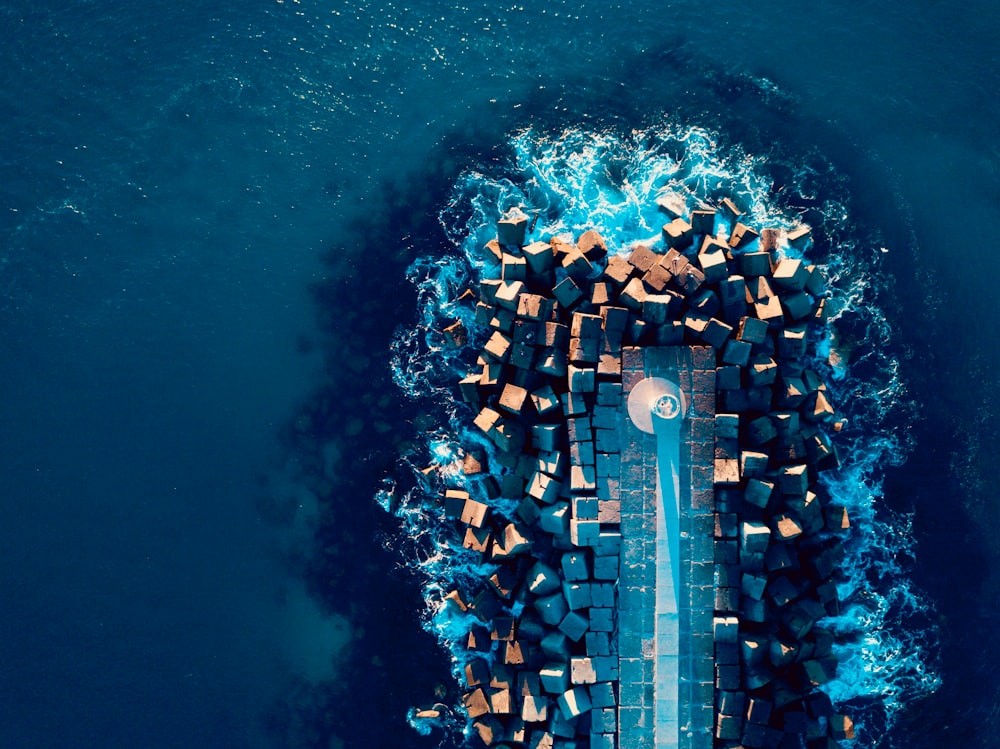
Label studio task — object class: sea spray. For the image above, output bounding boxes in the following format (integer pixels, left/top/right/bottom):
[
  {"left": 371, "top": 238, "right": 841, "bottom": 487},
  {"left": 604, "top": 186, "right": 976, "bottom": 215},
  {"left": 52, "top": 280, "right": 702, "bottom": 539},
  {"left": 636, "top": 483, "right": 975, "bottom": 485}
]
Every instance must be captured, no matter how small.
[{"left": 385, "top": 120, "right": 939, "bottom": 746}]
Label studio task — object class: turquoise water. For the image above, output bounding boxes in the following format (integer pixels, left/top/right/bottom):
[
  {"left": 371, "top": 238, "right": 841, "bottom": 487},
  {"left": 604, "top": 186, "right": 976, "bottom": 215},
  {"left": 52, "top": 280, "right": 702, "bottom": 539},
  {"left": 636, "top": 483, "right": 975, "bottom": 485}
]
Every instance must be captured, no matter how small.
[{"left": 2, "top": 1, "right": 999, "bottom": 747}]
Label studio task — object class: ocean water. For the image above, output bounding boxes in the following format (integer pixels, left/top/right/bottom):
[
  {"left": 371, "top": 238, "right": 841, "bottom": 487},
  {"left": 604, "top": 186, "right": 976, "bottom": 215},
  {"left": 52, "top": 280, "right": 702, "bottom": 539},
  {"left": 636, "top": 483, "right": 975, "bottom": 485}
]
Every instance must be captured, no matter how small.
[{"left": 2, "top": 1, "right": 999, "bottom": 748}]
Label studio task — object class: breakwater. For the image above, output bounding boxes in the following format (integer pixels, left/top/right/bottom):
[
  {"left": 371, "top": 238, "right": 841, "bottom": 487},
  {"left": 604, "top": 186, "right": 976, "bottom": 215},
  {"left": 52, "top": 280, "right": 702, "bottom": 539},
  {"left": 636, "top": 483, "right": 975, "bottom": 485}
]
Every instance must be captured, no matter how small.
[{"left": 410, "top": 191, "right": 857, "bottom": 749}]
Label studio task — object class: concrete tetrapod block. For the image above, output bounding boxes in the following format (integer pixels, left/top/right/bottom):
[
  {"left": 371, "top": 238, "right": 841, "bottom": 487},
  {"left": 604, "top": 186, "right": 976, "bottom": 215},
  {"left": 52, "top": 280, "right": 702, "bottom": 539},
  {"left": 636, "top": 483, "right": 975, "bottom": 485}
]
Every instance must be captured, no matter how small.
[
  {"left": 527, "top": 561, "right": 562, "bottom": 596},
  {"left": 561, "top": 551, "right": 590, "bottom": 581},
  {"left": 540, "top": 631, "right": 571, "bottom": 660},
  {"left": 559, "top": 610, "right": 590, "bottom": 642},
  {"left": 663, "top": 218, "right": 694, "bottom": 249},
  {"left": 535, "top": 592, "right": 569, "bottom": 626},
  {"left": 540, "top": 663, "right": 570, "bottom": 695},
  {"left": 562, "top": 582, "right": 592, "bottom": 610},
  {"left": 463, "top": 688, "right": 491, "bottom": 718},
  {"left": 497, "top": 209, "right": 528, "bottom": 247},
  {"left": 714, "top": 616, "right": 740, "bottom": 644},
  {"left": 741, "top": 521, "right": 771, "bottom": 554},
  {"left": 557, "top": 686, "right": 592, "bottom": 720},
  {"left": 570, "top": 657, "right": 598, "bottom": 685},
  {"left": 538, "top": 502, "right": 570, "bottom": 535}
]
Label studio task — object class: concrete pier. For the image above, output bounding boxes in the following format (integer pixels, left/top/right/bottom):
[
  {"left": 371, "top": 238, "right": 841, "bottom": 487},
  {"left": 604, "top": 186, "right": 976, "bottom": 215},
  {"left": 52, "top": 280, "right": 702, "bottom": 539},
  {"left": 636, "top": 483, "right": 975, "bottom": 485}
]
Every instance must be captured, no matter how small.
[{"left": 618, "top": 347, "right": 715, "bottom": 749}]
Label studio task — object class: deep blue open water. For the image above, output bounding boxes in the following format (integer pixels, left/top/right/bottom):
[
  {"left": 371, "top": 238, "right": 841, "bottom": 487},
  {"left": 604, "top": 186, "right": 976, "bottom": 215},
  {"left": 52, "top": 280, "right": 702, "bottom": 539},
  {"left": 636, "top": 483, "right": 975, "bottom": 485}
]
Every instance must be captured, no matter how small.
[{"left": 2, "top": 1, "right": 999, "bottom": 748}]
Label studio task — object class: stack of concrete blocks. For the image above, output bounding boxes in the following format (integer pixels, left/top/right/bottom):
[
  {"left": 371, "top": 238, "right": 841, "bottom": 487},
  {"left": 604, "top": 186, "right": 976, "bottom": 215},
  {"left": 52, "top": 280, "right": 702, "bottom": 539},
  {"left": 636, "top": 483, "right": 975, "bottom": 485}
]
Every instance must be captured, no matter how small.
[{"left": 435, "top": 200, "right": 852, "bottom": 749}]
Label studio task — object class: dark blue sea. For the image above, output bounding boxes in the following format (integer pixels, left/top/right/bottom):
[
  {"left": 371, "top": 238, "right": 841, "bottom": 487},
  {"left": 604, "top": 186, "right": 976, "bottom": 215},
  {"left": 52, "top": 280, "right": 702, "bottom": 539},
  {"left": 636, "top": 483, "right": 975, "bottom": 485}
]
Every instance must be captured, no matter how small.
[{"left": 2, "top": 1, "right": 998, "bottom": 747}]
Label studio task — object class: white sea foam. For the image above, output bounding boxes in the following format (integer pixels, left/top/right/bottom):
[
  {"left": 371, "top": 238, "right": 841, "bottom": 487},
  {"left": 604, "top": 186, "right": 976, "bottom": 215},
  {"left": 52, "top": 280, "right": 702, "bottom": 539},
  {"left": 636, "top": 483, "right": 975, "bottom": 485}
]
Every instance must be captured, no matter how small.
[{"left": 386, "top": 120, "right": 940, "bottom": 746}]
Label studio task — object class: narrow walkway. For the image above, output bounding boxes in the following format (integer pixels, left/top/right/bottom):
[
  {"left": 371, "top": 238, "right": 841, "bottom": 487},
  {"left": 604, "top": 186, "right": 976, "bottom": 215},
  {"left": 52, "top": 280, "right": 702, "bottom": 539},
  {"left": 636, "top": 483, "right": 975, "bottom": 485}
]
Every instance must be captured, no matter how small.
[{"left": 618, "top": 347, "right": 716, "bottom": 749}]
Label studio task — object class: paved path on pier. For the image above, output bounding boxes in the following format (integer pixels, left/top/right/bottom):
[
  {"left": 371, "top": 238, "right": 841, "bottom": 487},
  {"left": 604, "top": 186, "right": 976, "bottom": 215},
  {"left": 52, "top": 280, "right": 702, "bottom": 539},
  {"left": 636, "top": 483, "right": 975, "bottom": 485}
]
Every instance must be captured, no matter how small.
[{"left": 618, "top": 346, "right": 716, "bottom": 749}]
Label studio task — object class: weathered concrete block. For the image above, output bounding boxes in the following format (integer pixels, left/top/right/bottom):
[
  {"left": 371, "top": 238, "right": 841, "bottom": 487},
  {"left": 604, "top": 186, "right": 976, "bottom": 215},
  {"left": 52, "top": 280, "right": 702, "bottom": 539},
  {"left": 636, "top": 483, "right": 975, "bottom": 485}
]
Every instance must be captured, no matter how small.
[
  {"left": 589, "top": 607, "right": 614, "bottom": 632},
  {"left": 675, "top": 264, "right": 706, "bottom": 294},
  {"left": 806, "top": 390, "right": 836, "bottom": 422},
  {"left": 497, "top": 208, "right": 529, "bottom": 246},
  {"left": 691, "top": 208, "right": 717, "bottom": 235},
  {"left": 521, "top": 240, "right": 554, "bottom": 273},
  {"left": 528, "top": 471, "right": 561, "bottom": 504},
  {"left": 588, "top": 682, "right": 616, "bottom": 710},
  {"left": 535, "top": 592, "right": 569, "bottom": 626},
  {"left": 728, "top": 222, "right": 758, "bottom": 249},
  {"left": 773, "top": 513, "right": 804, "bottom": 541},
  {"left": 772, "top": 257, "right": 809, "bottom": 290},
  {"left": 627, "top": 244, "right": 661, "bottom": 272},
  {"left": 539, "top": 663, "right": 570, "bottom": 695},
  {"left": 641, "top": 263, "right": 672, "bottom": 292},
  {"left": 539, "top": 632, "right": 571, "bottom": 662},
  {"left": 539, "top": 502, "right": 571, "bottom": 535},
  {"left": 716, "top": 365, "right": 742, "bottom": 390},
  {"left": 481, "top": 238, "right": 503, "bottom": 264},
  {"left": 745, "top": 696, "right": 772, "bottom": 725},
  {"left": 593, "top": 554, "right": 618, "bottom": 580},
  {"left": 641, "top": 294, "right": 675, "bottom": 324},
  {"left": 460, "top": 498, "right": 489, "bottom": 528},
  {"left": 559, "top": 611, "right": 590, "bottom": 642},
  {"left": 557, "top": 686, "right": 592, "bottom": 720},
  {"left": 586, "top": 630, "right": 611, "bottom": 656},
  {"left": 741, "top": 521, "right": 771, "bottom": 554},
  {"left": 577, "top": 229, "right": 607, "bottom": 259},
  {"left": 782, "top": 290, "right": 814, "bottom": 321},
  {"left": 562, "top": 582, "right": 592, "bottom": 610},
  {"left": 721, "top": 197, "right": 743, "bottom": 220},
  {"left": 716, "top": 412, "right": 739, "bottom": 439},
  {"left": 753, "top": 294, "right": 784, "bottom": 325},
  {"left": 463, "top": 687, "right": 491, "bottom": 718},
  {"left": 740, "top": 450, "right": 769, "bottom": 477},
  {"left": 570, "top": 519, "right": 600, "bottom": 547},
  {"left": 527, "top": 561, "right": 562, "bottom": 596},
  {"left": 570, "top": 464, "right": 597, "bottom": 494},
  {"left": 740, "top": 251, "right": 771, "bottom": 277},
  {"left": 495, "top": 280, "right": 525, "bottom": 311},
  {"left": 741, "top": 573, "right": 768, "bottom": 601},
  {"left": 602, "top": 254, "right": 634, "bottom": 288},
  {"left": 494, "top": 521, "right": 533, "bottom": 558},
  {"left": 737, "top": 315, "right": 770, "bottom": 344},
  {"left": 561, "top": 551, "right": 590, "bottom": 581},
  {"left": 778, "top": 324, "right": 808, "bottom": 358},
  {"left": 701, "top": 317, "right": 734, "bottom": 348},
  {"left": 747, "top": 415, "right": 778, "bottom": 445},
  {"left": 567, "top": 364, "right": 596, "bottom": 393},
  {"left": 561, "top": 248, "right": 593, "bottom": 281},
  {"left": 502, "top": 253, "right": 528, "bottom": 282},
  {"left": 594, "top": 531, "right": 621, "bottom": 557},
  {"left": 662, "top": 218, "right": 694, "bottom": 249},
  {"left": 619, "top": 277, "right": 648, "bottom": 311},
  {"left": 699, "top": 248, "right": 729, "bottom": 283},
  {"left": 482, "top": 331, "right": 512, "bottom": 362},
  {"left": 744, "top": 477, "right": 774, "bottom": 508},
  {"left": 570, "top": 656, "right": 598, "bottom": 686},
  {"left": 520, "top": 693, "right": 549, "bottom": 723},
  {"left": 714, "top": 616, "right": 739, "bottom": 644},
  {"left": 690, "top": 287, "right": 721, "bottom": 318},
  {"left": 721, "top": 338, "right": 752, "bottom": 366},
  {"left": 552, "top": 276, "right": 583, "bottom": 309},
  {"left": 498, "top": 382, "right": 529, "bottom": 415},
  {"left": 531, "top": 424, "right": 561, "bottom": 453},
  {"left": 715, "top": 459, "right": 740, "bottom": 485},
  {"left": 786, "top": 225, "right": 812, "bottom": 249},
  {"left": 778, "top": 463, "right": 809, "bottom": 495}
]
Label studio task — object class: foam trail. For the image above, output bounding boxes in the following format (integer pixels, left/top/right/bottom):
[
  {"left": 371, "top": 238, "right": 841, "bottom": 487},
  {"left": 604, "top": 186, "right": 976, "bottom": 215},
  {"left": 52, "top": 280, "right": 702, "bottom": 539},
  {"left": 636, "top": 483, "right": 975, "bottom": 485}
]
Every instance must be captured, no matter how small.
[{"left": 387, "top": 120, "right": 939, "bottom": 746}]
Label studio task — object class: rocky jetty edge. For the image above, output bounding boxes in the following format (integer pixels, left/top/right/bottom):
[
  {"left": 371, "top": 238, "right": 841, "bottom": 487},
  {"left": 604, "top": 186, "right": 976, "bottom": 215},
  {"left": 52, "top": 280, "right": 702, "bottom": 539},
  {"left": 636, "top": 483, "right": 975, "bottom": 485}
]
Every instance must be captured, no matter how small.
[{"left": 413, "top": 195, "right": 856, "bottom": 749}]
